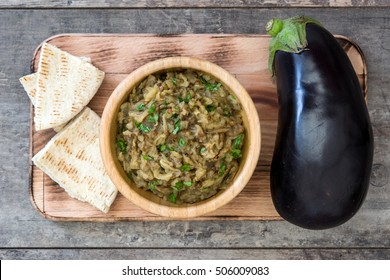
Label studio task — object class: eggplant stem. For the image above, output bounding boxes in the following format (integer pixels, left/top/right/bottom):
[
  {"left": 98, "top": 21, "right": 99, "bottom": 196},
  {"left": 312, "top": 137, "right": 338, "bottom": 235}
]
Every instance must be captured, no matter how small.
[{"left": 266, "top": 15, "right": 321, "bottom": 76}]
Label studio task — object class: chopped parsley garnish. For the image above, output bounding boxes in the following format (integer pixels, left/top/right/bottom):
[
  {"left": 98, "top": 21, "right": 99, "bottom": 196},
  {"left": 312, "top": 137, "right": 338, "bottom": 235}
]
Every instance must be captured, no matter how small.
[
  {"left": 232, "top": 134, "right": 244, "bottom": 149},
  {"left": 219, "top": 161, "right": 227, "bottom": 176},
  {"left": 142, "top": 155, "right": 153, "bottom": 161},
  {"left": 200, "top": 76, "right": 222, "bottom": 92},
  {"left": 183, "top": 181, "right": 193, "bottom": 187},
  {"left": 172, "top": 77, "right": 177, "bottom": 86},
  {"left": 136, "top": 103, "right": 145, "bottom": 111},
  {"left": 200, "top": 147, "right": 207, "bottom": 154},
  {"left": 231, "top": 135, "right": 244, "bottom": 159},
  {"left": 172, "top": 181, "right": 183, "bottom": 191},
  {"left": 159, "top": 144, "right": 168, "bottom": 152},
  {"left": 205, "top": 105, "right": 216, "bottom": 112},
  {"left": 223, "top": 108, "right": 232, "bottom": 117},
  {"left": 159, "top": 144, "right": 175, "bottom": 152},
  {"left": 180, "top": 164, "right": 192, "bottom": 172},
  {"left": 178, "top": 93, "right": 191, "bottom": 103},
  {"left": 172, "top": 116, "right": 181, "bottom": 135},
  {"left": 178, "top": 137, "right": 186, "bottom": 147},
  {"left": 148, "top": 103, "right": 156, "bottom": 114},
  {"left": 149, "top": 180, "right": 160, "bottom": 190},
  {"left": 117, "top": 138, "right": 127, "bottom": 153},
  {"left": 147, "top": 112, "right": 159, "bottom": 123},
  {"left": 231, "top": 149, "right": 242, "bottom": 159},
  {"left": 173, "top": 124, "right": 180, "bottom": 135},
  {"left": 168, "top": 193, "right": 177, "bottom": 203},
  {"left": 172, "top": 181, "right": 192, "bottom": 191},
  {"left": 135, "top": 121, "right": 152, "bottom": 133}
]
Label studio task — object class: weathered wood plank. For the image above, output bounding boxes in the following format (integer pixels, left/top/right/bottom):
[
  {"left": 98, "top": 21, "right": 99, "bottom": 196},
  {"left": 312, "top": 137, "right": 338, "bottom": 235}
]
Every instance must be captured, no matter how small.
[
  {"left": 1, "top": 0, "right": 390, "bottom": 8},
  {"left": 1, "top": 248, "right": 390, "bottom": 260},
  {"left": 1, "top": 8, "right": 389, "bottom": 250},
  {"left": 28, "top": 34, "right": 364, "bottom": 221}
]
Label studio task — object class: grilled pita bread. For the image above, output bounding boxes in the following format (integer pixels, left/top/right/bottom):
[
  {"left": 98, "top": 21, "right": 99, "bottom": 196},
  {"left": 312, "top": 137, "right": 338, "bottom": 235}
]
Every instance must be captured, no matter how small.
[
  {"left": 20, "top": 57, "right": 92, "bottom": 132},
  {"left": 19, "top": 57, "right": 91, "bottom": 106},
  {"left": 20, "top": 73, "right": 66, "bottom": 132},
  {"left": 34, "top": 43, "right": 105, "bottom": 131},
  {"left": 32, "top": 107, "right": 117, "bottom": 213},
  {"left": 19, "top": 73, "right": 38, "bottom": 106}
]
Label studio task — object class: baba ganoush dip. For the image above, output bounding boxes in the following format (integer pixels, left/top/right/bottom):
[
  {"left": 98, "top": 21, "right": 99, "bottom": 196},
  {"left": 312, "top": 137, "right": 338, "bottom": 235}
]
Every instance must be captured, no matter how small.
[{"left": 116, "top": 70, "right": 245, "bottom": 204}]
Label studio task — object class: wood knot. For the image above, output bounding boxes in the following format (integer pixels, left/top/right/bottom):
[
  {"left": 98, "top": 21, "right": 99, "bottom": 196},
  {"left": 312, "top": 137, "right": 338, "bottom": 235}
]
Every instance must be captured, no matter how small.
[{"left": 370, "top": 163, "right": 389, "bottom": 188}]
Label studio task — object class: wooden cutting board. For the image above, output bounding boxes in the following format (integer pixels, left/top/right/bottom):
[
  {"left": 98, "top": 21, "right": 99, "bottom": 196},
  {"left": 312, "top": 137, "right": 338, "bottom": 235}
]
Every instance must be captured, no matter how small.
[{"left": 29, "top": 34, "right": 367, "bottom": 221}]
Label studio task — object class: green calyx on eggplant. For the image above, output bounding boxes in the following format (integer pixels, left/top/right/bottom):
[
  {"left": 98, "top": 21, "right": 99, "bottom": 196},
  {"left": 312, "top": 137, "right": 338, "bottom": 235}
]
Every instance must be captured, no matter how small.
[{"left": 266, "top": 16, "right": 374, "bottom": 229}]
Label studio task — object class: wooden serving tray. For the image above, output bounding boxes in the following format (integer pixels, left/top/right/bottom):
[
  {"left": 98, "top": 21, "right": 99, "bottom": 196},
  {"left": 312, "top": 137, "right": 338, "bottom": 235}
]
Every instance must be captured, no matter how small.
[{"left": 29, "top": 34, "right": 367, "bottom": 221}]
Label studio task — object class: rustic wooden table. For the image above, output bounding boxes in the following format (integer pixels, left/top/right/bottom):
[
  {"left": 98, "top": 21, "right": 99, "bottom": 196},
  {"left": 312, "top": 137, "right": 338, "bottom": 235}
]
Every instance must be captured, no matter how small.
[{"left": 0, "top": 1, "right": 389, "bottom": 259}]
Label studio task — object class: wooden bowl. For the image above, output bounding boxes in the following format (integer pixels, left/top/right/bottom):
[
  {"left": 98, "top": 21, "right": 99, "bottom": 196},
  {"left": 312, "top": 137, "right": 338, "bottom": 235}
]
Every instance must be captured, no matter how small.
[{"left": 100, "top": 57, "right": 261, "bottom": 218}]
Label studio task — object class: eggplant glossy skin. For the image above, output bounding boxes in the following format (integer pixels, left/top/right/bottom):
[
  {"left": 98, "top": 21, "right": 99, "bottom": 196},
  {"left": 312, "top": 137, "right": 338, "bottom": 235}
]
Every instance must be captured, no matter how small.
[{"left": 271, "top": 24, "right": 374, "bottom": 229}]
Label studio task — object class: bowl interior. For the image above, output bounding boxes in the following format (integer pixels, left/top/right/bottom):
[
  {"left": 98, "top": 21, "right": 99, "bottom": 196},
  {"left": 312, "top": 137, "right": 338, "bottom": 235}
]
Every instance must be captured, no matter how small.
[{"left": 100, "top": 57, "right": 261, "bottom": 218}]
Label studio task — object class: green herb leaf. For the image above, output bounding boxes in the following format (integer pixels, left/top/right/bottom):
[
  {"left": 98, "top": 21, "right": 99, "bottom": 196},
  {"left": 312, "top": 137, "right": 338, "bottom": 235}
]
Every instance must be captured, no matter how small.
[
  {"left": 149, "top": 180, "right": 160, "bottom": 190},
  {"left": 200, "top": 76, "right": 222, "bottom": 92},
  {"left": 117, "top": 138, "right": 127, "bottom": 153},
  {"left": 183, "top": 181, "right": 193, "bottom": 187},
  {"left": 135, "top": 121, "right": 152, "bottom": 133},
  {"left": 184, "top": 94, "right": 191, "bottom": 103},
  {"left": 173, "top": 125, "right": 180, "bottom": 135},
  {"left": 172, "top": 77, "right": 177, "bottom": 86},
  {"left": 180, "top": 164, "right": 192, "bottom": 172},
  {"left": 168, "top": 193, "right": 177, "bottom": 203},
  {"left": 231, "top": 149, "right": 242, "bottom": 159},
  {"left": 159, "top": 144, "right": 175, "bottom": 152},
  {"left": 172, "top": 119, "right": 181, "bottom": 135},
  {"left": 211, "top": 83, "right": 222, "bottom": 91},
  {"left": 136, "top": 103, "right": 145, "bottom": 111},
  {"left": 159, "top": 144, "right": 167, "bottom": 152},
  {"left": 232, "top": 134, "right": 244, "bottom": 149},
  {"left": 205, "top": 105, "right": 216, "bottom": 112},
  {"left": 179, "top": 93, "right": 191, "bottom": 103},
  {"left": 148, "top": 103, "right": 156, "bottom": 114},
  {"left": 147, "top": 112, "right": 159, "bottom": 123},
  {"left": 172, "top": 181, "right": 183, "bottom": 191},
  {"left": 178, "top": 137, "right": 186, "bottom": 147},
  {"left": 219, "top": 161, "right": 227, "bottom": 176},
  {"left": 200, "top": 147, "right": 207, "bottom": 154},
  {"left": 142, "top": 155, "right": 153, "bottom": 161},
  {"left": 223, "top": 108, "right": 232, "bottom": 117}
]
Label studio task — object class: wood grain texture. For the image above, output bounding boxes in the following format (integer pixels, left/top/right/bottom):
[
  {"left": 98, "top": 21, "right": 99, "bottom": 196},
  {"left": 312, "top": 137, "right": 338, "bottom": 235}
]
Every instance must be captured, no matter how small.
[
  {"left": 1, "top": 8, "right": 390, "bottom": 252},
  {"left": 29, "top": 34, "right": 366, "bottom": 221},
  {"left": 1, "top": 0, "right": 390, "bottom": 8},
  {"left": 1, "top": 248, "right": 390, "bottom": 260}
]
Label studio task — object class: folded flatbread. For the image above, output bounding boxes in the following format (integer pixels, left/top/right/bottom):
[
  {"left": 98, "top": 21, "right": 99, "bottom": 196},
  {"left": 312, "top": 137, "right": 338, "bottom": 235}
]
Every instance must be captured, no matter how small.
[
  {"left": 34, "top": 43, "right": 104, "bottom": 131},
  {"left": 19, "top": 73, "right": 38, "bottom": 106},
  {"left": 19, "top": 57, "right": 92, "bottom": 132},
  {"left": 32, "top": 107, "right": 117, "bottom": 213},
  {"left": 20, "top": 73, "right": 66, "bottom": 132},
  {"left": 19, "top": 57, "right": 91, "bottom": 106}
]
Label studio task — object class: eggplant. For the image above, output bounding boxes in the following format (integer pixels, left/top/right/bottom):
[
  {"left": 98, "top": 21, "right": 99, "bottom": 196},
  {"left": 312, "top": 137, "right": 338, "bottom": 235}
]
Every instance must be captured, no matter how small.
[{"left": 266, "top": 16, "right": 374, "bottom": 229}]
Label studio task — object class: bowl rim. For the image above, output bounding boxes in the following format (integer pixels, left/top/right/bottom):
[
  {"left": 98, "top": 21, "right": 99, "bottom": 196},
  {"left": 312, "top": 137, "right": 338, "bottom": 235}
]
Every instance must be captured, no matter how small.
[{"left": 100, "top": 56, "right": 261, "bottom": 218}]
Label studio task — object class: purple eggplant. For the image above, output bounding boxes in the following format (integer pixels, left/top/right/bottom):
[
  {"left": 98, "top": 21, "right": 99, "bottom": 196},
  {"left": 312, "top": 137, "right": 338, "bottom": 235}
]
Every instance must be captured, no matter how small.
[{"left": 266, "top": 16, "right": 373, "bottom": 229}]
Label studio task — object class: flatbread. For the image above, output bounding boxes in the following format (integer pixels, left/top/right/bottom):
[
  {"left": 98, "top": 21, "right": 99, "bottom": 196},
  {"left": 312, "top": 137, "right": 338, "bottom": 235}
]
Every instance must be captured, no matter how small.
[
  {"left": 20, "top": 73, "right": 65, "bottom": 131},
  {"left": 34, "top": 43, "right": 105, "bottom": 131},
  {"left": 32, "top": 107, "right": 117, "bottom": 213},
  {"left": 19, "top": 57, "right": 92, "bottom": 106},
  {"left": 19, "top": 57, "right": 92, "bottom": 132},
  {"left": 19, "top": 73, "right": 38, "bottom": 106}
]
